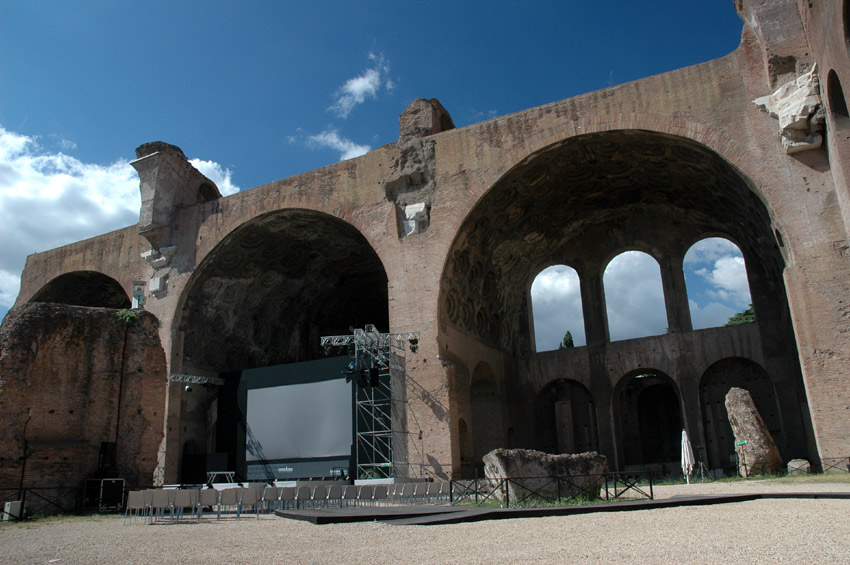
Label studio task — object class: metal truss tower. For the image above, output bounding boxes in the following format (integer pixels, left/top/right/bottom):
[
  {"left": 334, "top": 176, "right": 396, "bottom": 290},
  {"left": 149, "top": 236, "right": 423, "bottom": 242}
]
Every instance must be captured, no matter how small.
[{"left": 320, "top": 325, "right": 418, "bottom": 479}]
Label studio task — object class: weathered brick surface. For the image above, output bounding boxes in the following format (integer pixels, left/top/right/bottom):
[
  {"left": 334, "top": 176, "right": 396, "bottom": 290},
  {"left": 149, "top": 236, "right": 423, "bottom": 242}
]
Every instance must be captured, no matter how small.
[
  {"left": 0, "top": 304, "right": 166, "bottom": 489},
  {"left": 4, "top": 0, "right": 850, "bottom": 480}
]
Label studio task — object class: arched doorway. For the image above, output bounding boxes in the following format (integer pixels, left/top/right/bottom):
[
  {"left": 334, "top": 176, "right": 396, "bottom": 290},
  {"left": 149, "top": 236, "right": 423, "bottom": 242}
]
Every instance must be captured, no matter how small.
[
  {"left": 700, "top": 358, "right": 781, "bottom": 471},
  {"left": 617, "top": 371, "right": 682, "bottom": 469},
  {"left": 534, "top": 379, "right": 598, "bottom": 454},
  {"left": 30, "top": 271, "right": 130, "bottom": 309}
]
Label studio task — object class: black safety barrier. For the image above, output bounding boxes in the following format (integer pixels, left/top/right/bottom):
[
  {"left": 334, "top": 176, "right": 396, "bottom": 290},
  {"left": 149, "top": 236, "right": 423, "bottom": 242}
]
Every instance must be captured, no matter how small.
[{"left": 449, "top": 470, "right": 653, "bottom": 508}]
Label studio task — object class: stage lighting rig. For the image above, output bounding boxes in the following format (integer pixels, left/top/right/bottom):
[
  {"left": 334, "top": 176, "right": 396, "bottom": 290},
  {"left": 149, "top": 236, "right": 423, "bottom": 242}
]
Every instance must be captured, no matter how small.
[{"left": 320, "top": 324, "right": 419, "bottom": 480}]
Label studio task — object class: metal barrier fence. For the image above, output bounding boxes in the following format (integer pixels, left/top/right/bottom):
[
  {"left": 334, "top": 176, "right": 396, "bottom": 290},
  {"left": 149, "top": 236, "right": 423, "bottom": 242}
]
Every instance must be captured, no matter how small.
[
  {"left": 818, "top": 457, "right": 850, "bottom": 473},
  {"left": 730, "top": 456, "right": 850, "bottom": 477},
  {"left": 0, "top": 486, "right": 81, "bottom": 521},
  {"left": 449, "top": 471, "right": 653, "bottom": 508}
]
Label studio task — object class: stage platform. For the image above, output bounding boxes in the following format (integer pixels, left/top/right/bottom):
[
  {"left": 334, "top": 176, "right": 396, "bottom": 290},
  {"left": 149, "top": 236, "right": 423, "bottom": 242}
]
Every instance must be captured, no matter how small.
[{"left": 275, "top": 492, "right": 850, "bottom": 526}]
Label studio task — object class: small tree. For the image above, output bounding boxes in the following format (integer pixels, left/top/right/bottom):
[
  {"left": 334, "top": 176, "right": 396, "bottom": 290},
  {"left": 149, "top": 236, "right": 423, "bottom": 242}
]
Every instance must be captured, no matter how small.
[
  {"left": 726, "top": 305, "right": 755, "bottom": 326},
  {"left": 559, "top": 330, "right": 575, "bottom": 349}
]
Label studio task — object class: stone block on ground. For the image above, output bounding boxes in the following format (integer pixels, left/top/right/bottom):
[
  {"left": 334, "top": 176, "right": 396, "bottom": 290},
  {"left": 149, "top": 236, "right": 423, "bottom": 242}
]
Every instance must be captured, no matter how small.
[
  {"left": 482, "top": 448, "right": 608, "bottom": 505},
  {"left": 725, "top": 387, "right": 783, "bottom": 477},
  {"left": 787, "top": 459, "right": 810, "bottom": 475}
]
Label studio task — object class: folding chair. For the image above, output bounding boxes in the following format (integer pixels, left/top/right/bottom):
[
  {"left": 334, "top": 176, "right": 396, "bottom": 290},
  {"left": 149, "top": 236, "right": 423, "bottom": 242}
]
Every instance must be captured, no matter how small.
[
  {"left": 437, "top": 481, "right": 451, "bottom": 503},
  {"left": 386, "top": 483, "right": 398, "bottom": 503},
  {"left": 171, "top": 489, "right": 198, "bottom": 522},
  {"left": 218, "top": 488, "right": 239, "bottom": 519},
  {"left": 279, "top": 487, "right": 295, "bottom": 510},
  {"left": 413, "top": 483, "right": 430, "bottom": 504},
  {"left": 372, "top": 485, "right": 388, "bottom": 506},
  {"left": 326, "top": 485, "right": 343, "bottom": 508},
  {"left": 123, "top": 490, "right": 147, "bottom": 525},
  {"left": 425, "top": 482, "right": 441, "bottom": 504},
  {"left": 341, "top": 485, "right": 358, "bottom": 508},
  {"left": 399, "top": 483, "right": 415, "bottom": 505},
  {"left": 357, "top": 485, "right": 374, "bottom": 507},
  {"left": 295, "top": 486, "right": 313, "bottom": 509},
  {"left": 239, "top": 487, "right": 260, "bottom": 519},
  {"left": 149, "top": 489, "right": 172, "bottom": 522},
  {"left": 311, "top": 485, "right": 328, "bottom": 509},
  {"left": 198, "top": 488, "right": 219, "bottom": 521},
  {"left": 262, "top": 486, "right": 280, "bottom": 512}
]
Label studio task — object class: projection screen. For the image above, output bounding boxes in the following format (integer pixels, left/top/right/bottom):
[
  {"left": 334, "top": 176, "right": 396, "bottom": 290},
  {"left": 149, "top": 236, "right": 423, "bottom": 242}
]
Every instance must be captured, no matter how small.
[{"left": 240, "top": 356, "right": 353, "bottom": 479}]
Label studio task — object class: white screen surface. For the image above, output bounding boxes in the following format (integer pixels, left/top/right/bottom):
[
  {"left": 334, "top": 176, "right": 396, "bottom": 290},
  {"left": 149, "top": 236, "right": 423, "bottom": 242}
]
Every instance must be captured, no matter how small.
[{"left": 246, "top": 378, "right": 352, "bottom": 461}]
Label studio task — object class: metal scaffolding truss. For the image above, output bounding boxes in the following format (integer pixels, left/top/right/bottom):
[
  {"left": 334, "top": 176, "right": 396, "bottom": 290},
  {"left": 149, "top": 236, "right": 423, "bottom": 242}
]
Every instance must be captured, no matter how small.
[{"left": 320, "top": 325, "right": 418, "bottom": 479}]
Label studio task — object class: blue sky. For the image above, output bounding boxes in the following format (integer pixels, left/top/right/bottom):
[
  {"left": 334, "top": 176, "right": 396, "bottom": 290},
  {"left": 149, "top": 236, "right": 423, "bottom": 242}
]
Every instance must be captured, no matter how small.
[{"left": 0, "top": 1, "right": 744, "bottom": 327}]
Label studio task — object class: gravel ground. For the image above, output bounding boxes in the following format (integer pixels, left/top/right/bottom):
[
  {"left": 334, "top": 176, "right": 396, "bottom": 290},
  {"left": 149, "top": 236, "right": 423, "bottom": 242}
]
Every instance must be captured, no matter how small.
[{"left": 1, "top": 479, "right": 848, "bottom": 564}]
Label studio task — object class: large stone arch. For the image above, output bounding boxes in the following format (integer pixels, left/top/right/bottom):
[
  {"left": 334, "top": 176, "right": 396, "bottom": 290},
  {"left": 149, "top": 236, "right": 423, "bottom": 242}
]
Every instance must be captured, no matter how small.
[
  {"left": 30, "top": 271, "right": 130, "bottom": 309},
  {"left": 438, "top": 129, "right": 786, "bottom": 355},
  {"left": 178, "top": 208, "right": 389, "bottom": 373},
  {"left": 168, "top": 208, "right": 390, "bottom": 481},
  {"left": 455, "top": 116, "right": 781, "bottom": 239},
  {"left": 436, "top": 127, "right": 805, "bottom": 473}
]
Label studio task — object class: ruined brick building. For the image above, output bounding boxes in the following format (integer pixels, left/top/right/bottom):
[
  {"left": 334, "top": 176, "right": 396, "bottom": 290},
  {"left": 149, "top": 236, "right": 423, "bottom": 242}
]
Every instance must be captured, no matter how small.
[{"left": 2, "top": 0, "right": 848, "bottom": 488}]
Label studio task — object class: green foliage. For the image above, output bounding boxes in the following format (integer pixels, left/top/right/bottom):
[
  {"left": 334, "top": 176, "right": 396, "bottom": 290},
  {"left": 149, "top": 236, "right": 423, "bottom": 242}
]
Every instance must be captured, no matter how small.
[
  {"left": 115, "top": 309, "right": 139, "bottom": 327},
  {"left": 726, "top": 305, "right": 755, "bottom": 326},
  {"left": 558, "top": 330, "right": 575, "bottom": 349}
]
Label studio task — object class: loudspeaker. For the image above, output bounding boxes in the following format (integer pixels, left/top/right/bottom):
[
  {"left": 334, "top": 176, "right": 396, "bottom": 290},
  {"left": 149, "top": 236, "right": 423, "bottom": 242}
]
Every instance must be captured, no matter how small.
[
  {"left": 356, "top": 369, "right": 369, "bottom": 388},
  {"left": 368, "top": 367, "right": 380, "bottom": 387}
]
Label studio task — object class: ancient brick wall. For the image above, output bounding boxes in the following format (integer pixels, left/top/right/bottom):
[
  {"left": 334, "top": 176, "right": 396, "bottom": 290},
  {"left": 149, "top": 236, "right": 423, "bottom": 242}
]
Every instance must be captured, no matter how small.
[
  {"left": 0, "top": 303, "right": 166, "bottom": 491},
  {"left": 5, "top": 0, "right": 849, "bottom": 480}
]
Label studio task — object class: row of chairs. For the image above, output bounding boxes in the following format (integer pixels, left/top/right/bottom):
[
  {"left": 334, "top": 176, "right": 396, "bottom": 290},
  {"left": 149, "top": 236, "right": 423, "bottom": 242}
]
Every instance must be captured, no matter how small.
[
  {"left": 124, "top": 487, "right": 262, "bottom": 524},
  {"left": 271, "top": 482, "right": 452, "bottom": 509},
  {"left": 124, "top": 482, "right": 454, "bottom": 524},
  {"left": 385, "top": 481, "right": 451, "bottom": 505}
]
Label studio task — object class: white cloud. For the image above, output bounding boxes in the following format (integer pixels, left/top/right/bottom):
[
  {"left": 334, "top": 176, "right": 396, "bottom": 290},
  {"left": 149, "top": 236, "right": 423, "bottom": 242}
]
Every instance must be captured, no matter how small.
[
  {"left": 531, "top": 265, "right": 586, "bottom": 350},
  {"left": 704, "top": 256, "right": 750, "bottom": 305},
  {"left": 684, "top": 237, "right": 740, "bottom": 264},
  {"left": 686, "top": 238, "right": 751, "bottom": 308},
  {"left": 684, "top": 237, "right": 752, "bottom": 328},
  {"left": 603, "top": 251, "right": 668, "bottom": 341},
  {"left": 308, "top": 129, "right": 371, "bottom": 161},
  {"left": 189, "top": 159, "right": 241, "bottom": 196},
  {"left": 0, "top": 125, "right": 240, "bottom": 316},
  {"left": 689, "top": 298, "right": 736, "bottom": 330},
  {"left": 328, "top": 52, "right": 392, "bottom": 118}
]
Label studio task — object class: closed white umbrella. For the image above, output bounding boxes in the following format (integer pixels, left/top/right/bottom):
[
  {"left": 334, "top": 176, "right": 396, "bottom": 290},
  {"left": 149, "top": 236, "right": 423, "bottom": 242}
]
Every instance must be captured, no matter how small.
[{"left": 681, "top": 429, "right": 695, "bottom": 485}]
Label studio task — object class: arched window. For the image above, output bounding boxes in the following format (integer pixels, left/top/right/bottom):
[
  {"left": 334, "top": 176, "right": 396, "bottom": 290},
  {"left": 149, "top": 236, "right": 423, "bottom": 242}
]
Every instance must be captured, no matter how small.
[
  {"left": 683, "top": 237, "right": 753, "bottom": 330},
  {"left": 603, "top": 251, "right": 667, "bottom": 341},
  {"left": 530, "top": 265, "right": 585, "bottom": 351}
]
